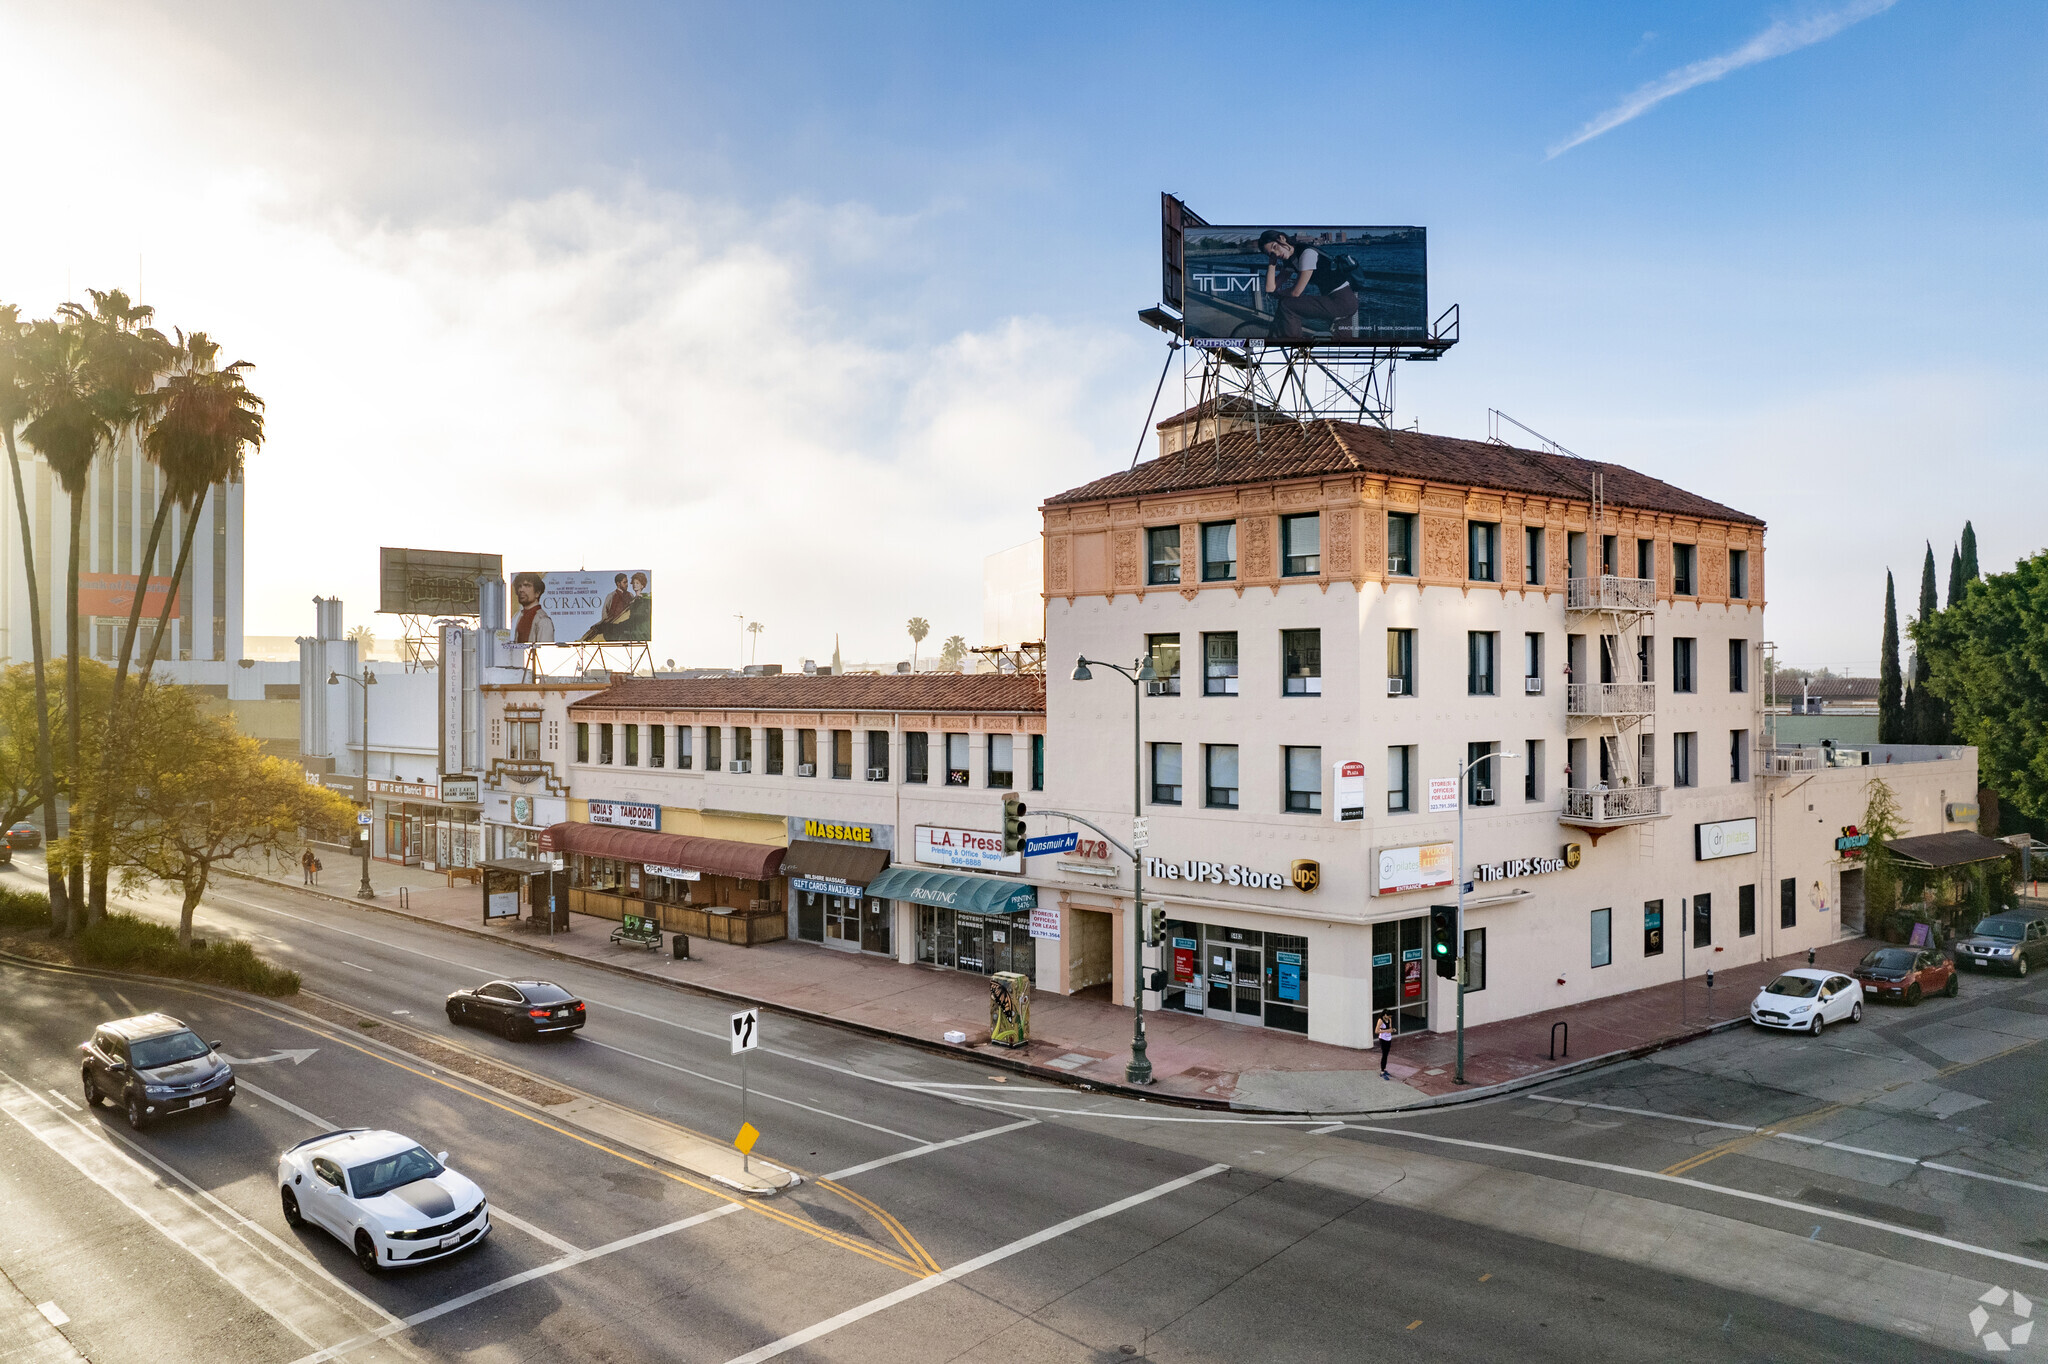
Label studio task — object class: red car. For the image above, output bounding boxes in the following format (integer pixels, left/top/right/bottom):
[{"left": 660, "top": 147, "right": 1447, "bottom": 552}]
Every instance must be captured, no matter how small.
[{"left": 1852, "top": 945, "right": 1957, "bottom": 1005}]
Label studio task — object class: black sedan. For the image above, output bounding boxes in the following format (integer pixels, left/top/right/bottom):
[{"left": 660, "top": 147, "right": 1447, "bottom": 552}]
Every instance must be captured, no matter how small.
[
  {"left": 445, "top": 979, "right": 585, "bottom": 1040},
  {"left": 7, "top": 821, "right": 40, "bottom": 849}
]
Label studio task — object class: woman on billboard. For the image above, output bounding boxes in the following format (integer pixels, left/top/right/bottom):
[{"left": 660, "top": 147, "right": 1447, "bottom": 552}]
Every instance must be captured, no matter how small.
[{"left": 1259, "top": 230, "right": 1358, "bottom": 341}]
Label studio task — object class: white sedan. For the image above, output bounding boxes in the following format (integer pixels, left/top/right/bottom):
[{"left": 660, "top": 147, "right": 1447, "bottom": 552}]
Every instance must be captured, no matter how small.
[
  {"left": 1750, "top": 968, "right": 1863, "bottom": 1035},
  {"left": 278, "top": 1128, "right": 490, "bottom": 1273}
]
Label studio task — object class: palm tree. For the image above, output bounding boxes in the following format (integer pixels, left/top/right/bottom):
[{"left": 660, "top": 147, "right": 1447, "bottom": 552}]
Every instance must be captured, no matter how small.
[
  {"left": 747, "top": 620, "right": 763, "bottom": 664},
  {"left": 939, "top": 634, "right": 968, "bottom": 671},
  {"left": 0, "top": 305, "right": 66, "bottom": 926},
  {"left": 346, "top": 623, "right": 376, "bottom": 658},
  {"left": 907, "top": 617, "right": 929, "bottom": 670}
]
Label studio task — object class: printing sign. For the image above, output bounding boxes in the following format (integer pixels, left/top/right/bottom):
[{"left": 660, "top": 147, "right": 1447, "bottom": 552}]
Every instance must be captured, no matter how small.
[
  {"left": 588, "top": 800, "right": 659, "bottom": 831},
  {"left": 1694, "top": 817, "right": 1758, "bottom": 862},
  {"left": 1376, "top": 842, "right": 1455, "bottom": 895},
  {"left": 915, "top": 825, "right": 1021, "bottom": 874}
]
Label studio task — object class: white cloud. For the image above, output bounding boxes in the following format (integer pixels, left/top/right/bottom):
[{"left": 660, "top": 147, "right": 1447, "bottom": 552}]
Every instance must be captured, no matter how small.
[{"left": 1548, "top": 0, "right": 1895, "bottom": 158}]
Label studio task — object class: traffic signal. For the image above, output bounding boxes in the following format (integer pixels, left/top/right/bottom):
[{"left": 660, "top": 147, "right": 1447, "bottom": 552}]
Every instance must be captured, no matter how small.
[
  {"left": 1150, "top": 903, "right": 1166, "bottom": 945},
  {"left": 1430, "top": 905, "right": 1458, "bottom": 979},
  {"left": 1001, "top": 792, "right": 1028, "bottom": 854}
]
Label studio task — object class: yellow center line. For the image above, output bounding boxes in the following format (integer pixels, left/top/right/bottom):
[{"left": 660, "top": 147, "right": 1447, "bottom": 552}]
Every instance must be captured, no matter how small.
[{"left": 1661, "top": 1104, "right": 1843, "bottom": 1177}]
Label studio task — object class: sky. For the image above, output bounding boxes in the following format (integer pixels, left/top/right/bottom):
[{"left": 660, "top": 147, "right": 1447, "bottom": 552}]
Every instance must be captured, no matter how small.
[{"left": 0, "top": 1, "right": 2040, "bottom": 673}]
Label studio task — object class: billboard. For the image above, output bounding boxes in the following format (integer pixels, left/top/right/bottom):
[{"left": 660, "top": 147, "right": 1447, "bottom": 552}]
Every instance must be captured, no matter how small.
[
  {"left": 379, "top": 548, "right": 503, "bottom": 616},
  {"left": 79, "top": 573, "right": 179, "bottom": 619},
  {"left": 1177, "top": 224, "right": 1427, "bottom": 345},
  {"left": 509, "top": 570, "right": 652, "bottom": 646}
]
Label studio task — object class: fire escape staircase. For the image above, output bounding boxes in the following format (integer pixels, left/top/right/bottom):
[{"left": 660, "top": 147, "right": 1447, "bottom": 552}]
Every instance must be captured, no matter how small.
[{"left": 1563, "top": 571, "right": 1668, "bottom": 842}]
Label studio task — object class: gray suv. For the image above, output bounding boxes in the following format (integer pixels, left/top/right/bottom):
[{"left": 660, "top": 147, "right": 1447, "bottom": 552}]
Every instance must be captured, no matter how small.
[
  {"left": 1954, "top": 915, "right": 2048, "bottom": 977},
  {"left": 80, "top": 1013, "right": 236, "bottom": 1129}
]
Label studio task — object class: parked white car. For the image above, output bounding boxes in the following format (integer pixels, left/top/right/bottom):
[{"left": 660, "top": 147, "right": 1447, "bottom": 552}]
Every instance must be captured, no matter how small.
[
  {"left": 1750, "top": 968, "right": 1863, "bottom": 1035},
  {"left": 278, "top": 1128, "right": 489, "bottom": 1273}
]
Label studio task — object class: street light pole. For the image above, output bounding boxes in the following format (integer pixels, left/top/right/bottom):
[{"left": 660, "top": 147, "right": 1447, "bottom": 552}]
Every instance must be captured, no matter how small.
[
  {"left": 1454, "top": 748, "right": 1518, "bottom": 1085},
  {"left": 1073, "top": 654, "right": 1158, "bottom": 1085},
  {"left": 328, "top": 668, "right": 379, "bottom": 900}
]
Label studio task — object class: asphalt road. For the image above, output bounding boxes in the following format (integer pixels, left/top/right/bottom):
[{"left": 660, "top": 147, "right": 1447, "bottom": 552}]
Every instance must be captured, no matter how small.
[{"left": 1, "top": 860, "right": 2030, "bottom": 1362}]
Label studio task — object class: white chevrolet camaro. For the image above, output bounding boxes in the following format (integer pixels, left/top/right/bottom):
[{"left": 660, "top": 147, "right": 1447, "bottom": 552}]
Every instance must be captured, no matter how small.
[
  {"left": 278, "top": 1128, "right": 490, "bottom": 1273},
  {"left": 1750, "top": 967, "right": 1863, "bottom": 1035}
]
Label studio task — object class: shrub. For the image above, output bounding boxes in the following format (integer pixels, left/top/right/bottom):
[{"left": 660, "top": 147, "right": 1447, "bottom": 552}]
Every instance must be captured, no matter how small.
[
  {"left": 0, "top": 886, "right": 51, "bottom": 929},
  {"left": 77, "top": 913, "right": 300, "bottom": 997}
]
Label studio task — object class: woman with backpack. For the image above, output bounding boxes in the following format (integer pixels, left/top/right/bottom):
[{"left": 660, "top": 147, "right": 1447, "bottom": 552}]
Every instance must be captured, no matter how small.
[{"left": 1258, "top": 230, "right": 1360, "bottom": 341}]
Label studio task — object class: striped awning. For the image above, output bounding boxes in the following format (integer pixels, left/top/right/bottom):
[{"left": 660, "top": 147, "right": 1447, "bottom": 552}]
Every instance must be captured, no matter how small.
[{"left": 864, "top": 866, "right": 1037, "bottom": 915}]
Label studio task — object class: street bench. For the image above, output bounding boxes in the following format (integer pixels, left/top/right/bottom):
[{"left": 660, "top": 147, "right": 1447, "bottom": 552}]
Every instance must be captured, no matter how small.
[{"left": 610, "top": 913, "right": 662, "bottom": 951}]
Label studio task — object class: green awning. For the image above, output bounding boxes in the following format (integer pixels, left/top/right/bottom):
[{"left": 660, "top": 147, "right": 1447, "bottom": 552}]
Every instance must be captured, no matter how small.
[{"left": 864, "top": 866, "right": 1038, "bottom": 915}]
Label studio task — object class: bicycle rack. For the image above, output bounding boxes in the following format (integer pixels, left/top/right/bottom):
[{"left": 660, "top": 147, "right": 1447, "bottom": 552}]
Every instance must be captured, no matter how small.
[
  {"left": 1549, "top": 1020, "right": 1568, "bottom": 1060},
  {"left": 398, "top": 887, "right": 410, "bottom": 910}
]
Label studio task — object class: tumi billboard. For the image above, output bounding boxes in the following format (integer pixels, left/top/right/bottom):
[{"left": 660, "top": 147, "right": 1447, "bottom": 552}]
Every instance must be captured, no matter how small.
[{"left": 1175, "top": 223, "right": 1428, "bottom": 346}]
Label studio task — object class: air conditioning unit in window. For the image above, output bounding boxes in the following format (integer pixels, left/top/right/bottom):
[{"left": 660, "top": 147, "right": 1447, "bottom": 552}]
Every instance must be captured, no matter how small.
[
  {"left": 1524, "top": 677, "right": 1544, "bottom": 694},
  {"left": 796, "top": 763, "right": 816, "bottom": 777},
  {"left": 1474, "top": 786, "right": 1496, "bottom": 805},
  {"left": 1145, "top": 680, "right": 1177, "bottom": 697},
  {"left": 1386, "top": 678, "right": 1406, "bottom": 696},
  {"left": 728, "top": 760, "right": 750, "bottom": 774},
  {"left": 866, "top": 767, "right": 888, "bottom": 780}
]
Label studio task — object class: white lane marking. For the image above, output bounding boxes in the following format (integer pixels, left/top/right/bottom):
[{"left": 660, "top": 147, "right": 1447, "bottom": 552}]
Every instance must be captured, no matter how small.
[
  {"left": 722, "top": 1163, "right": 1231, "bottom": 1364},
  {"left": 0, "top": 1072, "right": 366, "bottom": 1351},
  {"left": 895, "top": 1082, "right": 1067, "bottom": 1092},
  {"left": 339, "top": 962, "right": 373, "bottom": 973},
  {"left": 218, "top": 1049, "right": 320, "bottom": 1067},
  {"left": 486, "top": 1206, "right": 579, "bottom": 1256},
  {"left": 1308, "top": 1123, "right": 1347, "bottom": 1135},
  {"left": 580, "top": 1037, "right": 925, "bottom": 1142},
  {"left": 35, "top": 1301, "right": 69, "bottom": 1327},
  {"left": 1528, "top": 1095, "right": 2048, "bottom": 1194},
  {"left": 824, "top": 1119, "right": 1038, "bottom": 1181},
  {"left": 284, "top": 1204, "right": 744, "bottom": 1364},
  {"left": 45, "top": 1088, "right": 81, "bottom": 1112},
  {"left": 1343, "top": 1123, "right": 2048, "bottom": 1275},
  {"left": 238, "top": 1080, "right": 337, "bottom": 1131}
]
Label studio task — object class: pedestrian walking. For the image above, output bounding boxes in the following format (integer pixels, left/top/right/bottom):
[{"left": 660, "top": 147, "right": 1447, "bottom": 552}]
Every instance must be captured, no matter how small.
[
  {"left": 302, "top": 848, "right": 316, "bottom": 885},
  {"left": 1376, "top": 1012, "right": 1396, "bottom": 1080},
  {"left": 312, "top": 854, "right": 322, "bottom": 884}
]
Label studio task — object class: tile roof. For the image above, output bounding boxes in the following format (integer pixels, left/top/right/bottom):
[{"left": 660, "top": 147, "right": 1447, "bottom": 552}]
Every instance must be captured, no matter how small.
[
  {"left": 569, "top": 672, "right": 1046, "bottom": 715},
  {"left": 1043, "top": 418, "right": 1763, "bottom": 526},
  {"left": 1802, "top": 677, "right": 1881, "bottom": 700}
]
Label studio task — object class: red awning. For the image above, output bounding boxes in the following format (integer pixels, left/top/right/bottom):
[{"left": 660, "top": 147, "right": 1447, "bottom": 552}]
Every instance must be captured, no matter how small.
[{"left": 538, "top": 823, "right": 785, "bottom": 880}]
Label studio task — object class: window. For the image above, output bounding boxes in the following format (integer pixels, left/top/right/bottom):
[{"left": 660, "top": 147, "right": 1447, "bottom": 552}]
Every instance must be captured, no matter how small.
[
  {"left": 575, "top": 722, "right": 589, "bottom": 763},
  {"left": 598, "top": 724, "right": 614, "bottom": 765},
  {"left": 1637, "top": 636, "right": 1653, "bottom": 683},
  {"left": 1282, "top": 629, "right": 1321, "bottom": 695},
  {"left": 1467, "top": 741, "right": 1499, "bottom": 805},
  {"left": 1281, "top": 513, "right": 1320, "bottom": 575},
  {"left": 1601, "top": 534, "right": 1618, "bottom": 576},
  {"left": 1524, "top": 632, "right": 1543, "bottom": 690},
  {"left": 1462, "top": 928, "right": 1486, "bottom": 991},
  {"left": 1203, "top": 632, "right": 1239, "bottom": 696},
  {"left": 1284, "top": 746, "right": 1322, "bottom": 813},
  {"left": 1738, "top": 884, "right": 1757, "bottom": 937},
  {"left": 904, "top": 731, "right": 928, "bottom": 783},
  {"left": 1643, "top": 900, "right": 1665, "bottom": 956},
  {"left": 1524, "top": 739, "right": 1543, "bottom": 801},
  {"left": 649, "top": 724, "right": 665, "bottom": 768},
  {"left": 1387, "top": 513, "right": 1417, "bottom": 576},
  {"left": 1692, "top": 893, "right": 1712, "bottom": 948},
  {"left": 1146, "top": 633, "right": 1181, "bottom": 695},
  {"left": 1591, "top": 908, "right": 1613, "bottom": 968},
  {"left": 945, "top": 732, "right": 969, "bottom": 785},
  {"left": 1387, "top": 628, "right": 1414, "bottom": 696},
  {"left": 1728, "top": 640, "right": 1748, "bottom": 692},
  {"left": 1030, "top": 734, "right": 1044, "bottom": 791},
  {"left": 1523, "top": 526, "right": 1545, "bottom": 585},
  {"left": 677, "top": 725, "right": 694, "bottom": 770},
  {"left": 765, "top": 727, "right": 783, "bottom": 775},
  {"left": 1638, "top": 732, "right": 1656, "bottom": 784},
  {"left": 828, "top": 729, "right": 850, "bottom": 780},
  {"left": 1730, "top": 729, "right": 1750, "bottom": 783},
  {"left": 1147, "top": 526, "right": 1181, "bottom": 585},
  {"left": 1467, "top": 631, "right": 1496, "bottom": 696},
  {"left": 705, "top": 726, "right": 722, "bottom": 772},
  {"left": 1673, "top": 732, "right": 1697, "bottom": 788},
  {"left": 987, "top": 734, "right": 1014, "bottom": 788},
  {"left": 1673, "top": 543, "right": 1697, "bottom": 595},
  {"left": 1202, "top": 521, "right": 1236, "bottom": 581},
  {"left": 1467, "top": 521, "right": 1499, "bottom": 582},
  {"left": 512, "top": 719, "right": 541, "bottom": 761},
  {"left": 1205, "top": 745, "right": 1239, "bottom": 809},
  {"left": 1636, "top": 538, "right": 1654, "bottom": 581},
  {"left": 1672, "top": 637, "right": 1696, "bottom": 692},
  {"left": 1151, "top": 743, "right": 1183, "bottom": 804},
  {"left": 797, "top": 728, "right": 816, "bottom": 775},
  {"left": 1729, "top": 549, "right": 1749, "bottom": 600},
  {"left": 866, "top": 731, "right": 889, "bottom": 781},
  {"left": 734, "top": 726, "right": 753, "bottom": 769},
  {"left": 1779, "top": 877, "right": 1796, "bottom": 929},
  {"left": 622, "top": 725, "right": 639, "bottom": 767},
  {"left": 1387, "top": 745, "right": 1412, "bottom": 812},
  {"left": 1568, "top": 531, "right": 1587, "bottom": 579}
]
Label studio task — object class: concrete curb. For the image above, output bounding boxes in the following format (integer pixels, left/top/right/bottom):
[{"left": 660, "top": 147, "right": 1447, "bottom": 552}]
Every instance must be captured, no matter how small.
[{"left": 214, "top": 869, "right": 1749, "bottom": 1117}]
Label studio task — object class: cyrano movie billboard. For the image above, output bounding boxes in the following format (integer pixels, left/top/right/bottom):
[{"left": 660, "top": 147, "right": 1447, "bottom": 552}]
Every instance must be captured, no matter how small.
[
  {"left": 1180, "top": 225, "right": 1427, "bottom": 345},
  {"left": 509, "top": 570, "right": 652, "bottom": 646}
]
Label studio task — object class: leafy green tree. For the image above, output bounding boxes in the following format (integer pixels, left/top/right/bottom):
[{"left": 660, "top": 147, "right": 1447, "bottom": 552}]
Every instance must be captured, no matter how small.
[
  {"left": 1860, "top": 777, "right": 1905, "bottom": 939},
  {"left": 1917, "top": 549, "right": 2048, "bottom": 818},
  {"left": 1878, "top": 571, "right": 1903, "bottom": 743}
]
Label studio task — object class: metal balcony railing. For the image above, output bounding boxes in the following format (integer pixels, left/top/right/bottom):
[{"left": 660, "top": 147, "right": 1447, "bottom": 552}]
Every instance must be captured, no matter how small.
[
  {"left": 1562, "top": 785, "right": 1666, "bottom": 825},
  {"left": 1566, "top": 682, "right": 1656, "bottom": 717},
  {"left": 1567, "top": 575, "right": 1656, "bottom": 611}
]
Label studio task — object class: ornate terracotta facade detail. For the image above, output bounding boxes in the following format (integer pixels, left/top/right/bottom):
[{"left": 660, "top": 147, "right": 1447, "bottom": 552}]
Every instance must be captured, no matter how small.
[
  {"left": 1180, "top": 522, "right": 1198, "bottom": 585},
  {"left": 1700, "top": 541, "right": 1729, "bottom": 599},
  {"left": 1047, "top": 535, "right": 1070, "bottom": 593},
  {"left": 1327, "top": 508, "right": 1354, "bottom": 581},
  {"left": 1243, "top": 516, "right": 1274, "bottom": 580},
  {"left": 1421, "top": 516, "right": 1463, "bottom": 581},
  {"left": 1112, "top": 529, "right": 1139, "bottom": 588},
  {"left": 1361, "top": 505, "right": 1386, "bottom": 579}
]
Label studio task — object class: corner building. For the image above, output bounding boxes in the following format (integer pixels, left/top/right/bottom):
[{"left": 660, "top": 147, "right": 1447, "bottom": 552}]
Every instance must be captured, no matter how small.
[{"left": 1037, "top": 408, "right": 1975, "bottom": 1049}]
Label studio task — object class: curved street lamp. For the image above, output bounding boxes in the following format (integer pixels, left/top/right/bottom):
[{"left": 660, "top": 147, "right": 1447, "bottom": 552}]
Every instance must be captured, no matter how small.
[
  {"left": 1071, "top": 653, "right": 1158, "bottom": 1084},
  {"left": 328, "top": 668, "right": 379, "bottom": 900}
]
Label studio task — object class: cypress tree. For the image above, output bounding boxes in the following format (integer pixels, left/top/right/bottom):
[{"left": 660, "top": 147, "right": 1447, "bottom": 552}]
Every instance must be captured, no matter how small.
[
  {"left": 1919, "top": 542, "right": 1939, "bottom": 624},
  {"left": 1948, "top": 543, "right": 1964, "bottom": 608},
  {"left": 1960, "top": 520, "right": 1979, "bottom": 587},
  {"left": 1879, "top": 570, "right": 1904, "bottom": 743},
  {"left": 1905, "top": 544, "right": 1938, "bottom": 742}
]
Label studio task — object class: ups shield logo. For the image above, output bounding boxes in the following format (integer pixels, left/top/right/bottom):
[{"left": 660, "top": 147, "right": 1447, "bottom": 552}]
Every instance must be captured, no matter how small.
[
  {"left": 1290, "top": 859, "right": 1322, "bottom": 893},
  {"left": 1563, "top": 842, "right": 1582, "bottom": 870}
]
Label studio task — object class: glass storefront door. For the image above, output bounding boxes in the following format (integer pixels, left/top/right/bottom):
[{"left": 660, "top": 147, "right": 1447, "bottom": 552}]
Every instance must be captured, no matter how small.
[
  {"left": 956, "top": 918, "right": 985, "bottom": 973},
  {"left": 1371, "top": 917, "right": 1430, "bottom": 1033},
  {"left": 1168, "top": 921, "right": 1308, "bottom": 1033},
  {"left": 826, "top": 894, "right": 861, "bottom": 948},
  {"left": 913, "top": 907, "right": 1032, "bottom": 981},
  {"left": 861, "top": 898, "right": 892, "bottom": 955}
]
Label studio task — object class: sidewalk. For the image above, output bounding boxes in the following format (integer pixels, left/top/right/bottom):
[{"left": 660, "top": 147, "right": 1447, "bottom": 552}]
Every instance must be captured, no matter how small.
[{"left": 234, "top": 856, "right": 1875, "bottom": 1113}]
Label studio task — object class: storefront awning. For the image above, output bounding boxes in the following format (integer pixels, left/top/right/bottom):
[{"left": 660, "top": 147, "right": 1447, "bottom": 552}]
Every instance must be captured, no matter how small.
[
  {"left": 479, "top": 857, "right": 555, "bottom": 876},
  {"left": 538, "top": 823, "right": 785, "bottom": 880},
  {"left": 1883, "top": 830, "right": 2018, "bottom": 871},
  {"left": 864, "top": 866, "right": 1037, "bottom": 915},
  {"left": 781, "top": 841, "right": 890, "bottom": 893}
]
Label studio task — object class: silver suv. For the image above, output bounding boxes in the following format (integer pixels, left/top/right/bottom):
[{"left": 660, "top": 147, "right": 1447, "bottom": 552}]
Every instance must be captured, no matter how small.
[{"left": 1954, "top": 915, "right": 2048, "bottom": 977}]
